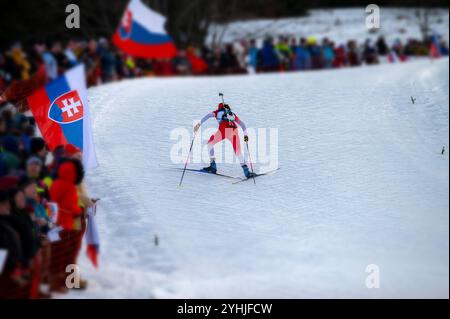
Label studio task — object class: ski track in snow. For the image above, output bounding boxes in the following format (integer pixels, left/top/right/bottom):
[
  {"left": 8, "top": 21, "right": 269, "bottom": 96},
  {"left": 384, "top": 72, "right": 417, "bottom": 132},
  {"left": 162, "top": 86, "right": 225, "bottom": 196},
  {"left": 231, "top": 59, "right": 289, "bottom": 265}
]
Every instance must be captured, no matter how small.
[{"left": 70, "top": 58, "right": 449, "bottom": 299}]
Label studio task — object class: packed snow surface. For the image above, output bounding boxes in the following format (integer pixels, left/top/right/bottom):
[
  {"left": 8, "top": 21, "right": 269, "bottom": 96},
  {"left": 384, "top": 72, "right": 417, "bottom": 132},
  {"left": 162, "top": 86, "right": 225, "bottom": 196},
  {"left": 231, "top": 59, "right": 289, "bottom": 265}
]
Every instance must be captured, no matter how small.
[{"left": 70, "top": 58, "right": 449, "bottom": 299}]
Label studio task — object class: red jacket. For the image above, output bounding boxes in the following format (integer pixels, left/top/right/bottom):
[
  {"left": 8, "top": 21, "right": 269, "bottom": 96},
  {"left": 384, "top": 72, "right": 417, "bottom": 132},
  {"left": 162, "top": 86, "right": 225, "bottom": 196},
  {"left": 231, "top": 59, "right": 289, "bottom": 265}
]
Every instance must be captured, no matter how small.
[
  {"left": 50, "top": 161, "right": 82, "bottom": 230},
  {"left": 186, "top": 53, "right": 208, "bottom": 74}
]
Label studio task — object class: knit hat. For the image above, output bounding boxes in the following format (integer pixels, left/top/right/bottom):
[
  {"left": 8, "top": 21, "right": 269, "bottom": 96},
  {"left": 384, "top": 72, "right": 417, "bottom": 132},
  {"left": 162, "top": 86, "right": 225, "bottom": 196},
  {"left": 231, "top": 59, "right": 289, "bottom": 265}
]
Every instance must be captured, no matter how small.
[{"left": 26, "top": 156, "right": 43, "bottom": 166}]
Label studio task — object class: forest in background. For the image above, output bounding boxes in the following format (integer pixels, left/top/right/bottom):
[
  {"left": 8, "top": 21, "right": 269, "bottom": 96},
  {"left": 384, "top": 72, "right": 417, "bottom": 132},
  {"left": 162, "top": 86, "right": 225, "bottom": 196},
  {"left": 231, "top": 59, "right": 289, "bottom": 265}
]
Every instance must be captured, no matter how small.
[{"left": 0, "top": 0, "right": 448, "bottom": 49}]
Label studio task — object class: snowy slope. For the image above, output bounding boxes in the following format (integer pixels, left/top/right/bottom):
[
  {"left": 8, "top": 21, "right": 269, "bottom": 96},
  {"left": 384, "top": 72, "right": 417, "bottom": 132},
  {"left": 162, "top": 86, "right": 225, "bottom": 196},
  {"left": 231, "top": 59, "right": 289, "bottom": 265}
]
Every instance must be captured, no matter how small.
[
  {"left": 72, "top": 58, "right": 449, "bottom": 299},
  {"left": 207, "top": 8, "right": 449, "bottom": 45}
]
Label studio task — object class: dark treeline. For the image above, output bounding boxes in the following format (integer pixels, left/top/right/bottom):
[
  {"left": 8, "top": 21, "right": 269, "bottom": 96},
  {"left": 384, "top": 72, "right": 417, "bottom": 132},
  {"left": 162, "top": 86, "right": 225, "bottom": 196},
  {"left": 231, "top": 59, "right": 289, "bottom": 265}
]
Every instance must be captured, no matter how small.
[
  {"left": 0, "top": 0, "right": 448, "bottom": 49},
  {"left": 0, "top": 0, "right": 127, "bottom": 49}
]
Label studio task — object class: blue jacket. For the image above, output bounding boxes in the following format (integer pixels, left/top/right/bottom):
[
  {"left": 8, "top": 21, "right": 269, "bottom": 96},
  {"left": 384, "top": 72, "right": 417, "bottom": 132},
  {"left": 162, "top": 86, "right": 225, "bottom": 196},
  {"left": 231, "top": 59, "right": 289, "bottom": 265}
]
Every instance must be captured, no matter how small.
[{"left": 260, "top": 42, "right": 279, "bottom": 69}]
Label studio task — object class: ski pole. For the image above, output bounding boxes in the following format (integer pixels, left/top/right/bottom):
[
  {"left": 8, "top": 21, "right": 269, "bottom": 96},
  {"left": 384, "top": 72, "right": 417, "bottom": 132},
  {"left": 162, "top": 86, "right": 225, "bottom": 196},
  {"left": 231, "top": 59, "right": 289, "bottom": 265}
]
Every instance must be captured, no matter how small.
[
  {"left": 179, "top": 131, "right": 196, "bottom": 187},
  {"left": 246, "top": 141, "right": 256, "bottom": 184}
]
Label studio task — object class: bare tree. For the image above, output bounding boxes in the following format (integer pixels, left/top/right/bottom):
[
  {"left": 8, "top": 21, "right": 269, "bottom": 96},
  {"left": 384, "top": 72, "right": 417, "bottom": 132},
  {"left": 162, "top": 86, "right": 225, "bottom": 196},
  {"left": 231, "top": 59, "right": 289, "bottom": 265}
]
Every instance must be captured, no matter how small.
[{"left": 416, "top": 7, "right": 437, "bottom": 41}]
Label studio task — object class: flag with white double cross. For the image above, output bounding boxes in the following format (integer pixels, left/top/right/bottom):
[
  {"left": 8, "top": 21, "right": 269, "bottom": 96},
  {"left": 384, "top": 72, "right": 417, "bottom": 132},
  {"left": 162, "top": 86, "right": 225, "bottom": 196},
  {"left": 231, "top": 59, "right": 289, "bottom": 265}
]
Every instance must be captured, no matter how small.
[{"left": 27, "top": 64, "right": 98, "bottom": 169}]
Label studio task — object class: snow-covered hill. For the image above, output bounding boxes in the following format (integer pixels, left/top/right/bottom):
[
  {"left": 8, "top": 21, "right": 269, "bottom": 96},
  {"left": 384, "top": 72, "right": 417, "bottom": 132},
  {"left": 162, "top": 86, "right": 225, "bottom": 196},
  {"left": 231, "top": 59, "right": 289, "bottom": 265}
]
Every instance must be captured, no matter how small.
[
  {"left": 207, "top": 8, "right": 449, "bottom": 45},
  {"left": 71, "top": 58, "right": 449, "bottom": 299}
]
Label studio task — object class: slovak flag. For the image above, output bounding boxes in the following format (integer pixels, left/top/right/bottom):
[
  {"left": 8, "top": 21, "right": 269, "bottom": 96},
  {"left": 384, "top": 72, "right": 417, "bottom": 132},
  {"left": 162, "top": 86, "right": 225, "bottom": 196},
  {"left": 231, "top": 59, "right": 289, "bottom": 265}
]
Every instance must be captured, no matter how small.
[
  {"left": 387, "top": 50, "right": 400, "bottom": 63},
  {"left": 86, "top": 205, "right": 100, "bottom": 268},
  {"left": 27, "top": 64, "right": 98, "bottom": 169},
  {"left": 112, "top": 0, "right": 177, "bottom": 59}
]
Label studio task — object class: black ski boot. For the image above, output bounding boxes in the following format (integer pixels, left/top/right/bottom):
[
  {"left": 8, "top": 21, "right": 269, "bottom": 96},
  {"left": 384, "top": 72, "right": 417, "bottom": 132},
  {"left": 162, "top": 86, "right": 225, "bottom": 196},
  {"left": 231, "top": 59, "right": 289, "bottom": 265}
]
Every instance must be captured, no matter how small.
[
  {"left": 241, "top": 164, "right": 254, "bottom": 178},
  {"left": 202, "top": 160, "right": 217, "bottom": 174}
]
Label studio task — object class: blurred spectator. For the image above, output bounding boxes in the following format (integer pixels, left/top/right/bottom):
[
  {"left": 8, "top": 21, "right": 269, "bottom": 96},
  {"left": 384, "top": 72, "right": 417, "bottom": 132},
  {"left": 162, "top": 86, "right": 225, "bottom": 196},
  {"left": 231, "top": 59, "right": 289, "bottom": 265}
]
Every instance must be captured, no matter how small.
[
  {"left": 7, "top": 43, "right": 31, "bottom": 81},
  {"left": 48, "top": 158, "right": 84, "bottom": 292},
  {"left": 260, "top": 38, "right": 279, "bottom": 72},
  {"left": 153, "top": 58, "right": 173, "bottom": 76},
  {"left": 308, "top": 37, "right": 323, "bottom": 70},
  {"left": 221, "top": 44, "right": 243, "bottom": 74},
  {"left": 21, "top": 177, "right": 49, "bottom": 236},
  {"left": 376, "top": 36, "right": 389, "bottom": 56},
  {"left": 392, "top": 39, "right": 408, "bottom": 62},
  {"left": 172, "top": 51, "right": 191, "bottom": 75},
  {"left": 36, "top": 42, "right": 58, "bottom": 81},
  {"left": 362, "top": 39, "right": 379, "bottom": 65},
  {"left": 8, "top": 186, "right": 39, "bottom": 271},
  {"left": 233, "top": 41, "right": 248, "bottom": 71},
  {"left": 440, "top": 40, "right": 449, "bottom": 55},
  {"left": 246, "top": 39, "right": 259, "bottom": 74},
  {"left": 29, "top": 137, "right": 49, "bottom": 175},
  {"left": 64, "top": 41, "right": 79, "bottom": 67},
  {"left": 98, "top": 38, "right": 117, "bottom": 82},
  {"left": 82, "top": 40, "right": 102, "bottom": 86},
  {"left": 186, "top": 47, "right": 208, "bottom": 75},
  {"left": 322, "top": 38, "right": 336, "bottom": 69},
  {"left": 0, "top": 190, "right": 27, "bottom": 286},
  {"left": 347, "top": 40, "right": 361, "bottom": 67},
  {"left": 51, "top": 42, "right": 71, "bottom": 75},
  {"left": 25, "top": 156, "right": 50, "bottom": 200},
  {"left": 276, "top": 36, "right": 292, "bottom": 71},
  {"left": 293, "top": 38, "right": 311, "bottom": 70},
  {"left": 333, "top": 44, "right": 347, "bottom": 68}
]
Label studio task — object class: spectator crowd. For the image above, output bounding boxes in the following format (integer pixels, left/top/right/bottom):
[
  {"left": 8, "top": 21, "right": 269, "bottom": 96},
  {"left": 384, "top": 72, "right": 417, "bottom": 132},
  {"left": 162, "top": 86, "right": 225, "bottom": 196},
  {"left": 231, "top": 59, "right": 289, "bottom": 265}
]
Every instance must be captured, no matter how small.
[
  {"left": 0, "top": 103, "right": 96, "bottom": 298},
  {"left": 1, "top": 34, "right": 448, "bottom": 92}
]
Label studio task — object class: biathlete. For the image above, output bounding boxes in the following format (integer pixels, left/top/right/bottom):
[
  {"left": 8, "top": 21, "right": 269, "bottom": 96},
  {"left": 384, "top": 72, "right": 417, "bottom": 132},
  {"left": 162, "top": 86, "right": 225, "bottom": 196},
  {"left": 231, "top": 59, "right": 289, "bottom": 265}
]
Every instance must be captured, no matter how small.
[{"left": 194, "top": 103, "right": 253, "bottom": 178}]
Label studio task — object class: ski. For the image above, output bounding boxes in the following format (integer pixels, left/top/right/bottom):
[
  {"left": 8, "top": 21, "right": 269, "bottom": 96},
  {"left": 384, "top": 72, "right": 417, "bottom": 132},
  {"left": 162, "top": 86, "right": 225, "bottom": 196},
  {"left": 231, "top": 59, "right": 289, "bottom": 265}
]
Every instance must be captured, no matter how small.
[
  {"left": 232, "top": 168, "right": 280, "bottom": 184},
  {"left": 169, "top": 168, "right": 242, "bottom": 180}
]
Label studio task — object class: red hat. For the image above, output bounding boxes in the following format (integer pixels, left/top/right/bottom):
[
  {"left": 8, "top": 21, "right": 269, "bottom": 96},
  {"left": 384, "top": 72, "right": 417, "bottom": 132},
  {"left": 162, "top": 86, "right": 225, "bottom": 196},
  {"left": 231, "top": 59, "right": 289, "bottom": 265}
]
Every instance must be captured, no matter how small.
[{"left": 64, "top": 144, "right": 82, "bottom": 157}]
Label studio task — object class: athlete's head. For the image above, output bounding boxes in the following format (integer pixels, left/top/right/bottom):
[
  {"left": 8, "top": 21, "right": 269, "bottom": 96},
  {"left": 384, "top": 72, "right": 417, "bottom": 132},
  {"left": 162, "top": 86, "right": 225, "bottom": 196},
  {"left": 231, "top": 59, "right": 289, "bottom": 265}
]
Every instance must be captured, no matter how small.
[{"left": 218, "top": 103, "right": 231, "bottom": 110}]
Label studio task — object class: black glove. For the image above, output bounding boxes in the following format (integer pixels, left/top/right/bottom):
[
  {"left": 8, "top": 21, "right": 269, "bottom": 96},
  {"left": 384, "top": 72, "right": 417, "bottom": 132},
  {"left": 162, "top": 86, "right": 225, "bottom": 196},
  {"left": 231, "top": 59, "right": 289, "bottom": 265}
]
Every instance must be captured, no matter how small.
[{"left": 244, "top": 135, "right": 249, "bottom": 143}]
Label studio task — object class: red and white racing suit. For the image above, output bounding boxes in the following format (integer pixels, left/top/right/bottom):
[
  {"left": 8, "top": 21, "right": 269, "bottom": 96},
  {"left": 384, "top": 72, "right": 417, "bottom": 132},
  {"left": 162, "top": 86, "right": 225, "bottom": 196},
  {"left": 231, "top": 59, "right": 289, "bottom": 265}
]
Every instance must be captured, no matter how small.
[{"left": 200, "top": 106, "right": 248, "bottom": 165}]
